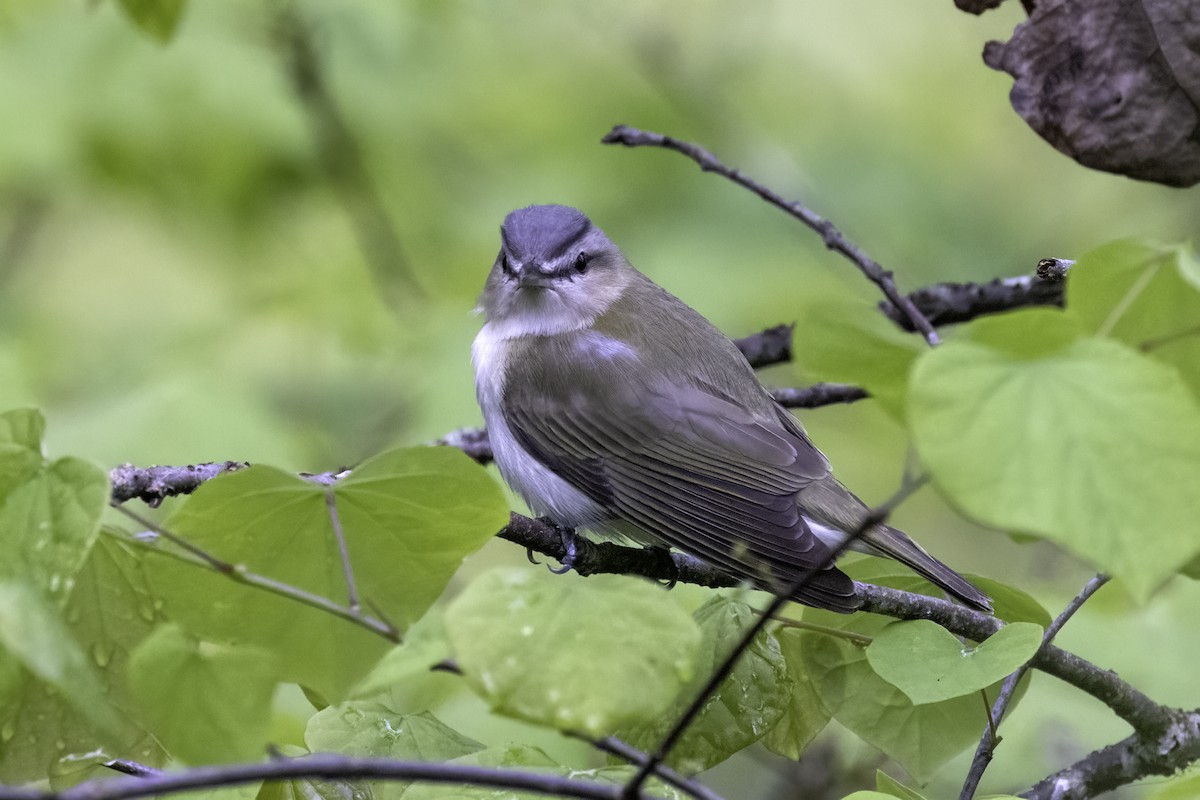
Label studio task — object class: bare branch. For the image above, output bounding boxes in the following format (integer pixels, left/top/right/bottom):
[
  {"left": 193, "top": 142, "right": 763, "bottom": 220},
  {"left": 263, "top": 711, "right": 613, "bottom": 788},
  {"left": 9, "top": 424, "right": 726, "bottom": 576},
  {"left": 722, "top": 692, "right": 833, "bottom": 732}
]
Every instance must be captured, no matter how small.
[
  {"left": 0, "top": 754, "right": 644, "bottom": 800},
  {"left": 601, "top": 124, "right": 941, "bottom": 346},
  {"left": 110, "top": 461, "right": 250, "bottom": 506},
  {"left": 769, "top": 383, "right": 868, "bottom": 408},
  {"left": 879, "top": 258, "right": 1072, "bottom": 332},
  {"left": 1020, "top": 712, "right": 1200, "bottom": 800},
  {"left": 958, "top": 573, "right": 1110, "bottom": 800},
  {"left": 734, "top": 323, "right": 795, "bottom": 368}
]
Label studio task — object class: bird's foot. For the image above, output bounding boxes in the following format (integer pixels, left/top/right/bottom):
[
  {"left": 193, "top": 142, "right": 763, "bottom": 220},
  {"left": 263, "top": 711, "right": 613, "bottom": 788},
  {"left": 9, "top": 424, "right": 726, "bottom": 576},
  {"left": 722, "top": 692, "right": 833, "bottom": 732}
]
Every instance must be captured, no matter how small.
[
  {"left": 646, "top": 545, "right": 679, "bottom": 589},
  {"left": 535, "top": 517, "right": 578, "bottom": 574}
]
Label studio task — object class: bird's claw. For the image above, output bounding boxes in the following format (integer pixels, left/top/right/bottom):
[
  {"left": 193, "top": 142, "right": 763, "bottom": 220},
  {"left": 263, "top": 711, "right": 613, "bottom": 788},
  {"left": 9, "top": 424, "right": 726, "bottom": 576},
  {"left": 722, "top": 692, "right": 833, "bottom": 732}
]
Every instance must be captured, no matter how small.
[
  {"left": 525, "top": 547, "right": 541, "bottom": 565},
  {"left": 547, "top": 525, "right": 578, "bottom": 574},
  {"left": 647, "top": 545, "right": 679, "bottom": 589}
]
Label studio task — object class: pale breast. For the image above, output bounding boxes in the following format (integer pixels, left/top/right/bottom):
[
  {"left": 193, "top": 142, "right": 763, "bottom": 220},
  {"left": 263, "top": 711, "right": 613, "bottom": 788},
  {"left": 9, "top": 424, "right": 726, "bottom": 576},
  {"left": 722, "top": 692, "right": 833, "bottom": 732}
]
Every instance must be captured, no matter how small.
[{"left": 472, "top": 322, "right": 610, "bottom": 529}]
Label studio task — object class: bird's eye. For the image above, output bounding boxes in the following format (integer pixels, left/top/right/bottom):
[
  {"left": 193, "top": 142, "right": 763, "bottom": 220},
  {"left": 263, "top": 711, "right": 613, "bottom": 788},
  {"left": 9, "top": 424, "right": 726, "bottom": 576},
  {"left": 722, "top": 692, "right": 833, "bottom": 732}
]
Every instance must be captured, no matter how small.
[
  {"left": 573, "top": 252, "right": 590, "bottom": 274},
  {"left": 499, "top": 253, "right": 514, "bottom": 275}
]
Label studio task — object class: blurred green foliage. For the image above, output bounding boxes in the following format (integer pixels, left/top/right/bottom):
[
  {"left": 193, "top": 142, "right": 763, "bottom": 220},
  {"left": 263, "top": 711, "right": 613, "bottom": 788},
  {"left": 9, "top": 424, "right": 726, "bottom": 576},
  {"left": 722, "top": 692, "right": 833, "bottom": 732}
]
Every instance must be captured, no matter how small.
[{"left": 0, "top": 1, "right": 1198, "bottom": 798}]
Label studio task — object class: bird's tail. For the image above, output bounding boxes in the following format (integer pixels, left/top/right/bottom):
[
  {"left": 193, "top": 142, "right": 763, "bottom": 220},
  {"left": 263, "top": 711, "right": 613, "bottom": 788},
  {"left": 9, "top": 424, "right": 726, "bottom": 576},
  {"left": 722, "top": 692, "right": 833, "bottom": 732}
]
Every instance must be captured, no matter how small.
[{"left": 862, "top": 525, "right": 993, "bottom": 613}]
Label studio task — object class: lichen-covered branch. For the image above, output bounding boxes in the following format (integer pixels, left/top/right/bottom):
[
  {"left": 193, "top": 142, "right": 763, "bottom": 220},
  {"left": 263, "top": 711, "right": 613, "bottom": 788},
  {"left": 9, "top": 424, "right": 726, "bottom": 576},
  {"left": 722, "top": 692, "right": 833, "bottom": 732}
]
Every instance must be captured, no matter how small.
[{"left": 879, "top": 258, "right": 1072, "bottom": 331}]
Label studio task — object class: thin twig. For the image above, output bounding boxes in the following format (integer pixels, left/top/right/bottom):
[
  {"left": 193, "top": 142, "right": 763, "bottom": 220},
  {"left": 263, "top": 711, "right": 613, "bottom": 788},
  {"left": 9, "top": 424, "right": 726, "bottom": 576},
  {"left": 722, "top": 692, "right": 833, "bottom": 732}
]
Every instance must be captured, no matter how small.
[
  {"left": 0, "top": 754, "right": 642, "bottom": 800},
  {"left": 621, "top": 474, "right": 926, "bottom": 798},
  {"left": 566, "top": 733, "right": 725, "bottom": 800},
  {"left": 734, "top": 323, "right": 795, "bottom": 369},
  {"left": 769, "top": 383, "right": 868, "bottom": 408},
  {"left": 601, "top": 124, "right": 940, "bottom": 346},
  {"left": 108, "top": 512, "right": 400, "bottom": 643},
  {"left": 958, "top": 573, "right": 1110, "bottom": 800},
  {"left": 325, "top": 490, "right": 361, "bottom": 612},
  {"left": 878, "top": 264, "right": 1071, "bottom": 331}
]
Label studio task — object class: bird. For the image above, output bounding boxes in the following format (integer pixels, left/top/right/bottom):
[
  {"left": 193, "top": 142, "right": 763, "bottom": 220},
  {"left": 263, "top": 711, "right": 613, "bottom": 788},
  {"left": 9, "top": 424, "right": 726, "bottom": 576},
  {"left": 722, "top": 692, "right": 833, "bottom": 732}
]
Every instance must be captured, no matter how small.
[{"left": 471, "top": 204, "right": 991, "bottom": 613}]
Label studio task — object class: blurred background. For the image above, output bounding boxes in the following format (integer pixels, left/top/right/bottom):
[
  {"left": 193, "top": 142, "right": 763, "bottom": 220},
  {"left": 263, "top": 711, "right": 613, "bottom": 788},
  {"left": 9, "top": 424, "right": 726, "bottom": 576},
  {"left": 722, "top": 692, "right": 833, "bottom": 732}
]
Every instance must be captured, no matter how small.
[{"left": 0, "top": 1, "right": 1197, "bottom": 797}]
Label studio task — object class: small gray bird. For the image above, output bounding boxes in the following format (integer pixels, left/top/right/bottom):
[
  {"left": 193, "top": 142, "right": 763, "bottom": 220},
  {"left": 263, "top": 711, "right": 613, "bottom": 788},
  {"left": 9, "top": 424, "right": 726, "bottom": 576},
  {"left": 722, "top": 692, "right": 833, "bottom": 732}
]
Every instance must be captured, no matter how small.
[{"left": 473, "top": 204, "right": 990, "bottom": 613}]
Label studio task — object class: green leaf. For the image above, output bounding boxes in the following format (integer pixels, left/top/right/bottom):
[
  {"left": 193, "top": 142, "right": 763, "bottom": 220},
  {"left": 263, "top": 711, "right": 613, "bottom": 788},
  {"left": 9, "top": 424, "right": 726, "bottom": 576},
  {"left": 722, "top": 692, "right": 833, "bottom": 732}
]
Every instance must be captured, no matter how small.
[
  {"left": 761, "top": 627, "right": 832, "bottom": 760},
  {"left": 349, "top": 613, "right": 453, "bottom": 701},
  {"left": 842, "top": 793, "right": 902, "bottom": 800},
  {"left": 965, "top": 576, "right": 1052, "bottom": 628},
  {"left": 444, "top": 569, "right": 700, "bottom": 736},
  {"left": 255, "top": 745, "right": 363, "bottom": 800},
  {"left": 1146, "top": 772, "right": 1200, "bottom": 800},
  {"left": 0, "top": 534, "right": 166, "bottom": 784},
  {"left": 0, "top": 408, "right": 44, "bottom": 500},
  {"left": 875, "top": 771, "right": 927, "bottom": 799},
  {"left": 402, "top": 746, "right": 562, "bottom": 800},
  {"left": 306, "top": 703, "right": 484, "bottom": 760},
  {"left": 147, "top": 446, "right": 507, "bottom": 700},
  {"left": 128, "top": 624, "right": 278, "bottom": 764},
  {"left": 909, "top": 312, "right": 1200, "bottom": 600},
  {"left": 0, "top": 456, "right": 108, "bottom": 605},
  {"left": 798, "top": 607, "right": 996, "bottom": 783},
  {"left": 866, "top": 620, "right": 1043, "bottom": 704},
  {"left": 306, "top": 703, "right": 483, "bottom": 800},
  {"left": 794, "top": 299, "right": 923, "bottom": 418},
  {"left": 0, "top": 581, "right": 123, "bottom": 741},
  {"left": 0, "top": 409, "right": 107, "bottom": 607},
  {"left": 116, "top": 0, "right": 188, "bottom": 43},
  {"left": 619, "top": 595, "right": 791, "bottom": 773},
  {"left": 1069, "top": 240, "right": 1200, "bottom": 398}
]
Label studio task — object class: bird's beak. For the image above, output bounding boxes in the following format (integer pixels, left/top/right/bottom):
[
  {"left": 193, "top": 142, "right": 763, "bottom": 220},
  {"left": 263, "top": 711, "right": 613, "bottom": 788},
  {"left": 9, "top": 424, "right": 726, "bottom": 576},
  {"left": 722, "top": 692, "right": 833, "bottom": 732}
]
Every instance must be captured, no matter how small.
[{"left": 514, "top": 264, "right": 554, "bottom": 289}]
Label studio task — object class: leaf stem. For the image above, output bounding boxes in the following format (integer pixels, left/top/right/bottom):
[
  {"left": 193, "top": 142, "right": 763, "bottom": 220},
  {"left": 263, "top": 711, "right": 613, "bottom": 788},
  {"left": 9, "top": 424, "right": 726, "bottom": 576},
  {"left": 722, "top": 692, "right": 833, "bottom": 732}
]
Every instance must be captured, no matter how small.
[
  {"left": 772, "top": 618, "right": 874, "bottom": 647},
  {"left": 105, "top": 519, "right": 400, "bottom": 644}
]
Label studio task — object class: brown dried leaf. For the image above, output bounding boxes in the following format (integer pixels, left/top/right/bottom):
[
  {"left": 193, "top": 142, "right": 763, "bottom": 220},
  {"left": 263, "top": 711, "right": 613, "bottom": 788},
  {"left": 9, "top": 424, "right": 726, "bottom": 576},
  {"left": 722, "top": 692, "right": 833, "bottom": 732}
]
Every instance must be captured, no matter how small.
[{"left": 984, "top": 0, "right": 1200, "bottom": 187}]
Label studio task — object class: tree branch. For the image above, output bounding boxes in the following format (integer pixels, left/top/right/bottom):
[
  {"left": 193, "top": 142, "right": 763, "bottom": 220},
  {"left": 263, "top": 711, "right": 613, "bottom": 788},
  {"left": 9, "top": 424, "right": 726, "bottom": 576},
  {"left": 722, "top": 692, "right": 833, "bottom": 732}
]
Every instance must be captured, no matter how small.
[
  {"left": 601, "top": 124, "right": 941, "bottom": 346},
  {"left": 879, "top": 258, "right": 1072, "bottom": 332},
  {"left": 110, "top": 461, "right": 250, "bottom": 506},
  {"left": 0, "top": 754, "right": 647, "bottom": 800},
  {"left": 1020, "top": 711, "right": 1200, "bottom": 800},
  {"left": 734, "top": 323, "right": 795, "bottom": 369}
]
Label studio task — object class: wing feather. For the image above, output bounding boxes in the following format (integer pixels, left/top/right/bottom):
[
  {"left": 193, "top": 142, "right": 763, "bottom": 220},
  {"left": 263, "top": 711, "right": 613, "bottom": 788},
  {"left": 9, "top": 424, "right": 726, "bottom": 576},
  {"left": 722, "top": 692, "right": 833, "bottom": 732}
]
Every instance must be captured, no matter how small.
[{"left": 502, "top": 331, "right": 859, "bottom": 611}]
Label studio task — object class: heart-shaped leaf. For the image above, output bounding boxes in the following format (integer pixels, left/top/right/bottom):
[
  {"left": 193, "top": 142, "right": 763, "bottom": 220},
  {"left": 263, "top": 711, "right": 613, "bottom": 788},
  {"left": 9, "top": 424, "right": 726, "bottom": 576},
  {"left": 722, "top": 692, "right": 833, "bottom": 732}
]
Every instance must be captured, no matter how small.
[
  {"left": 909, "top": 310, "right": 1200, "bottom": 600},
  {"left": 444, "top": 569, "right": 700, "bottom": 736},
  {"left": 866, "top": 620, "right": 1043, "bottom": 705}
]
